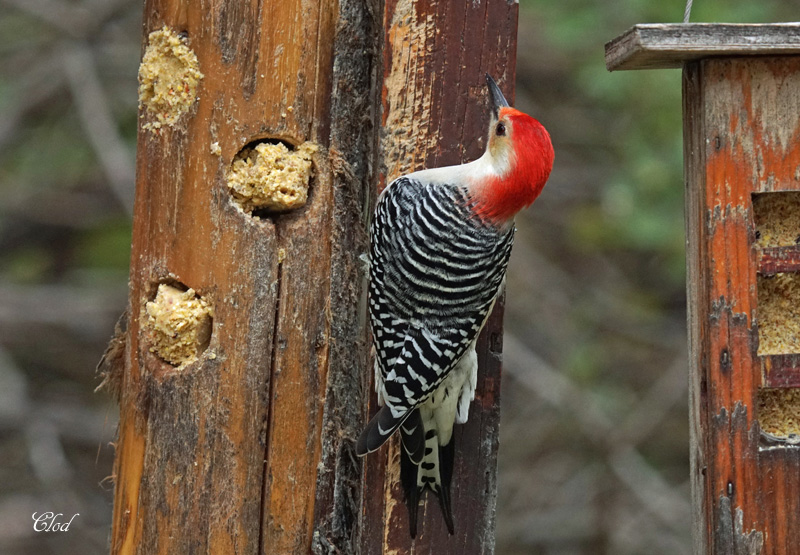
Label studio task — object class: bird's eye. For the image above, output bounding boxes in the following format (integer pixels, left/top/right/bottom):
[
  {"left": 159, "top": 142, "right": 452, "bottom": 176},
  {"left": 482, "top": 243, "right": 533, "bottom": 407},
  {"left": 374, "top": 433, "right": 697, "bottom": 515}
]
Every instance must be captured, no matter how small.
[{"left": 495, "top": 122, "right": 506, "bottom": 136}]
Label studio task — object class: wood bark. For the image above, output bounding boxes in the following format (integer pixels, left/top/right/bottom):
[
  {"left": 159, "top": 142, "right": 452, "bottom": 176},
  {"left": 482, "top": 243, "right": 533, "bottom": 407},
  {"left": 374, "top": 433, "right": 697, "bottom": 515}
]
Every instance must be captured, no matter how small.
[{"left": 111, "top": 1, "right": 517, "bottom": 553}]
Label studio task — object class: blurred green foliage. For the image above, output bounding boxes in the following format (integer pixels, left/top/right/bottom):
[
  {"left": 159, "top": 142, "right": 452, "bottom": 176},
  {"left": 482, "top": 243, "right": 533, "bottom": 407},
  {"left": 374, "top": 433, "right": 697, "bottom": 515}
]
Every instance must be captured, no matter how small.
[
  {"left": 523, "top": 0, "right": 800, "bottom": 285},
  {"left": 76, "top": 219, "right": 133, "bottom": 273},
  {"left": 8, "top": 115, "right": 97, "bottom": 187}
]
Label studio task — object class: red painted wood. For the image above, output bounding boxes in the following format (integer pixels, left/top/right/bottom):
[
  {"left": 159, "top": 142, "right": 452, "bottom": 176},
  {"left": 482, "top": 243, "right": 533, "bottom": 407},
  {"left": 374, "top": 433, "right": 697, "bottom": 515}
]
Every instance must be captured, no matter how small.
[
  {"left": 762, "top": 355, "right": 800, "bottom": 388},
  {"left": 685, "top": 56, "right": 800, "bottom": 554},
  {"left": 758, "top": 246, "right": 800, "bottom": 276}
]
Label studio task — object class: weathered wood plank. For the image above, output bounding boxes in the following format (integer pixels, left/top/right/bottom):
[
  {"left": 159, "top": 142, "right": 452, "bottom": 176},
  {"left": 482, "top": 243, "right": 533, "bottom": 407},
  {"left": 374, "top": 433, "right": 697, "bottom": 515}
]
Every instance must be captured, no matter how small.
[
  {"left": 685, "top": 56, "right": 800, "bottom": 554},
  {"left": 682, "top": 59, "right": 710, "bottom": 555},
  {"left": 762, "top": 355, "right": 800, "bottom": 388},
  {"left": 758, "top": 246, "right": 800, "bottom": 276},
  {"left": 112, "top": 0, "right": 517, "bottom": 553},
  {"left": 606, "top": 24, "right": 800, "bottom": 71},
  {"left": 112, "top": 1, "right": 377, "bottom": 553},
  {"left": 309, "top": 0, "right": 379, "bottom": 551},
  {"left": 113, "top": 0, "right": 515, "bottom": 551}
]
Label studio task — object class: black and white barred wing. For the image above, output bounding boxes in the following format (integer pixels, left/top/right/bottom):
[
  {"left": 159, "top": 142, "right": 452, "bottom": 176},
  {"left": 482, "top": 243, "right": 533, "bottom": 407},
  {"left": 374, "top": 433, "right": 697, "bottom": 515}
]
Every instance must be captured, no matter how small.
[{"left": 356, "top": 177, "right": 513, "bottom": 456}]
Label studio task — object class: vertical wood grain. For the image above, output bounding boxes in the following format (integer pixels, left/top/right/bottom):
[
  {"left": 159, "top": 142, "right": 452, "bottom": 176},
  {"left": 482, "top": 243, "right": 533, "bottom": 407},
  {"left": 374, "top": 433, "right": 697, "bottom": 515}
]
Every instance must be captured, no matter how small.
[
  {"left": 112, "top": 0, "right": 378, "bottom": 553},
  {"left": 683, "top": 60, "right": 710, "bottom": 555},
  {"left": 686, "top": 56, "right": 800, "bottom": 555},
  {"left": 113, "top": 0, "right": 516, "bottom": 552}
]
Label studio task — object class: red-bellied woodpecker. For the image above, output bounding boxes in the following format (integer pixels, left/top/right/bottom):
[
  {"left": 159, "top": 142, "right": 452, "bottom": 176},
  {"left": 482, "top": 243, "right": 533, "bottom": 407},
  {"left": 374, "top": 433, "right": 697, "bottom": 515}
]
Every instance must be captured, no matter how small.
[{"left": 356, "top": 74, "right": 554, "bottom": 538}]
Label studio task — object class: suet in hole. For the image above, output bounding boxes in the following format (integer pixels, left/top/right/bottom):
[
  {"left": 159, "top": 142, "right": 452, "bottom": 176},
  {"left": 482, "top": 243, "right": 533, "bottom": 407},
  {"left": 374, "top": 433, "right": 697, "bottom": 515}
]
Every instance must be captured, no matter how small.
[
  {"left": 752, "top": 192, "right": 800, "bottom": 248},
  {"left": 758, "top": 387, "right": 800, "bottom": 445},
  {"left": 142, "top": 281, "right": 213, "bottom": 369},
  {"left": 138, "top": 25, "right": 203, "bottom": 131},
  {"left": 226, "top": 138, "right": 319, "bottom": 217},
  {"left": 757, "top": 273, "right": 800, "bottom": 355}
]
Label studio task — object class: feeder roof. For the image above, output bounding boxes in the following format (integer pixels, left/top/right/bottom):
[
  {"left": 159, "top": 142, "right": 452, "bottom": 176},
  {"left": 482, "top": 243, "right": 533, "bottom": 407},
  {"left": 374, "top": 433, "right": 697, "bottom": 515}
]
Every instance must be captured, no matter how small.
[{"left": 606, "top": 23, "right": 800, "bottom": 71}]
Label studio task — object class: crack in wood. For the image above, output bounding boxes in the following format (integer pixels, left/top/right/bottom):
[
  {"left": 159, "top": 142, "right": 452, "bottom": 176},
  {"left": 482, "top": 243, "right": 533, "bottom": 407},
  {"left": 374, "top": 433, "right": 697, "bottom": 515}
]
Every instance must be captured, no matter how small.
[{"left": 259, "top": 256, "right": 283, "bottom": 554}]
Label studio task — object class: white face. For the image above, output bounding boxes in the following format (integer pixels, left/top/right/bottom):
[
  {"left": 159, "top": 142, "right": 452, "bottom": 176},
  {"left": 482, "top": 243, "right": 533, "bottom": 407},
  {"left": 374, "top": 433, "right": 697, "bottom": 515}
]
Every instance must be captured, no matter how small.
[
  {"left": 486, "top": 114, "right": 514, "bottom": 177},
  {"left": 399, "top": 108, "right": 518, "bottom": 191}
]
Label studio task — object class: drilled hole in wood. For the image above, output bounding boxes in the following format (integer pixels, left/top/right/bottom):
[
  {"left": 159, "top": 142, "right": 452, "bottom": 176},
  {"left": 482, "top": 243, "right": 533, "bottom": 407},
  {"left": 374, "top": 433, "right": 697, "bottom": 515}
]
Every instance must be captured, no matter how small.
[
  {"left": 757, "top": 273, "right": 800, "bottom": 355},
  {"left": 758, "top": 387, "right": 800, "bottom": 445},
  {"left": 142, "top": 281, "right": 213, "bottom": 369},
  {"left": 227, "top": 138, "right": 319, "bottom": 217},
  {"left": 138, "top": 25, "right": 203, "bottom": 131},
  {"left": 753, "top": 192, "right": 800, "bottom": 248}
]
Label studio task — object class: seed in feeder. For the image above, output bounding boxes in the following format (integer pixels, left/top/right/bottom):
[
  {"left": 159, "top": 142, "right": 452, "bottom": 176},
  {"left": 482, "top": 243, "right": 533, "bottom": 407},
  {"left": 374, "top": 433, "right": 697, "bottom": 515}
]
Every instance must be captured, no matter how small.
[
  {"left": 753, "top": 192, "right": 800, "bottom": 248},
  {"left": 757, "top": 273, "right": 800, "bottom": 355},
  {"left": 758, "top": 388, "right": 800, "bottom": 440}
]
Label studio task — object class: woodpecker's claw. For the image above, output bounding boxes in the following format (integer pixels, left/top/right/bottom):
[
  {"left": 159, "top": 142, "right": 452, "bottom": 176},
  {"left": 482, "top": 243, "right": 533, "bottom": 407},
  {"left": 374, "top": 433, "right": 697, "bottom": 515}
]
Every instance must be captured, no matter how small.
[{"left": 485, "top": 73, "right": 510, "bottom": 118}]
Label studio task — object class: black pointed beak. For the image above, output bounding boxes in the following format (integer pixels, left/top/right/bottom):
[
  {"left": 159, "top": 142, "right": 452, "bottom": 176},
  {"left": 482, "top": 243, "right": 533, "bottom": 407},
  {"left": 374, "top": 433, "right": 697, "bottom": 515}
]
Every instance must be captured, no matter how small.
[{"left": 486, "top": 73, "right": 510, "bottom": 119}]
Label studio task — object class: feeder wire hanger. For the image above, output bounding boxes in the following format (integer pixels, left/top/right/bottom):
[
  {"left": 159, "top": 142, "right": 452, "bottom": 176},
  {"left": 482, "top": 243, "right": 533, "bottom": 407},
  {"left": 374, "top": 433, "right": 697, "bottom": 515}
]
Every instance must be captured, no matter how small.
[{"left": 684, "top": 0, "right": 693, "bottom": 24}]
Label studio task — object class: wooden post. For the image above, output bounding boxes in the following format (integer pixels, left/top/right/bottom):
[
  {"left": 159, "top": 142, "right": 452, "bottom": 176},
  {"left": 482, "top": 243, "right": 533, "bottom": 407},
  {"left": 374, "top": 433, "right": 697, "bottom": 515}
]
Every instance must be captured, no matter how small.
[
  {"left": 111, "top": 0, "right": 517, "bottom": 553},
  {"left": 359, "top": 1, "right": 518, "bottom": 551},
  {"left": 606, "top": 23, "right": 800, "bottom": 555},
  {"left": 111, "top": 1, "right": 376, "bottom": 553}
]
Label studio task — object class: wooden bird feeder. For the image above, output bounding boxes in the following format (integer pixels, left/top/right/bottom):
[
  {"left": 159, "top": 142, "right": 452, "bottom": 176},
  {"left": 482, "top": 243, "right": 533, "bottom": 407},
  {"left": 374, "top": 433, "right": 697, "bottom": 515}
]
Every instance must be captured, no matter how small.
[{"left": 606, "top": 23, "right": 800, "bottom": 554}]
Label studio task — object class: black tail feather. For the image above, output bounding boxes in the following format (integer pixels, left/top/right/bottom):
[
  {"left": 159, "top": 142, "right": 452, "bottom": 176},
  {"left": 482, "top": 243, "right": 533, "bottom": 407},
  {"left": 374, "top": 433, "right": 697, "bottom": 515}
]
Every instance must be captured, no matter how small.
[
  {"left": 400, "top": 409, "right": 425, "bottom": 464},
  {"left": 437, "top": 435, "right": 456, "bottom": 535},
  {"left": 356, "top": 405, "right": 408, "bottom": 456},
  {"left": 399, "top": 421, "right": 457, "bottom": 538},
  {"left": 400, "top": 437, "right": 421, "bottom": 538}
]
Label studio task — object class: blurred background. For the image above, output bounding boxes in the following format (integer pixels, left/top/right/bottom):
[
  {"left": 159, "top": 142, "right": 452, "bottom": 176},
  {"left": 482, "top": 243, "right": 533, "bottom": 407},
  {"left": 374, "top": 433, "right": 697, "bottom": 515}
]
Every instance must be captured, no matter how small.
[{"left": 1, "top": 0, "right": 799, "bottom": 553}]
